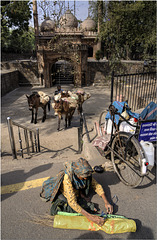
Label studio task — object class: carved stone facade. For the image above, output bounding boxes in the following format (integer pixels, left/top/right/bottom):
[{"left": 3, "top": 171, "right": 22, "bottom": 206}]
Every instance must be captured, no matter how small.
[{"left": 36, "top": 10, "right": 101, "bottom": 87}]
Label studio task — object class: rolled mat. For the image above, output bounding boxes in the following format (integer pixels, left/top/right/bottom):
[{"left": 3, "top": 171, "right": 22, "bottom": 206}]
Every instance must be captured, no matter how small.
[{"left": 53, "top": 212, "right": 136, "bottom": 234}]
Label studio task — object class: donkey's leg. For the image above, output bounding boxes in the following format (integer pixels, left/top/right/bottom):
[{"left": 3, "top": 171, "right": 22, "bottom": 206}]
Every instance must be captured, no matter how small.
[
  {"left": 31, "top": 109, "right": 34, "bottom": 123},
  {"left": 68, "top": 109, "right": 75, "bottom": 126},
  {"left": 77, "top": 103, "right": 82, "bottom": 115},
  {"left": 57, "top": 114, "right": 61, "bottom": 131},
  {"left": 42, "top": 106, "right": 46, "bottom": 122},
  {"left": 68, "top": 114, "right": 71, "bottom": 127},
  {"left": 65, "top": 113, "right": 68, "bottom": 129},
  {"left": 34, "top": 108, "right": 38, "bottom": 124}
]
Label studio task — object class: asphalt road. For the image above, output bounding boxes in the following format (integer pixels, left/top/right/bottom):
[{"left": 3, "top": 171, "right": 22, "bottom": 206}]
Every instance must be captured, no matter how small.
[{"left": 1, "top": 85, "right": 156, "bottom": 239}]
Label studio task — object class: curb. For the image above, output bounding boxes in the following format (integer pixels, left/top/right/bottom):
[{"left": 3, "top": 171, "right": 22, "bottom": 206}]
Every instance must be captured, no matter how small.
[{"left": 82, "top": 134, "right": 113, "bottom": 169}]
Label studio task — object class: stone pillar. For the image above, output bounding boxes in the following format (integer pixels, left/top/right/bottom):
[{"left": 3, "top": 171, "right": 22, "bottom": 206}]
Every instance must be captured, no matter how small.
[
  {"left": 81, "top": 50, "right": 88, "bottom": 86},
  {"left": 96, "top": 1, "right": 103, "bottom": 54},
  {"left": 33, "top": 0, "right": 39, "bottom": 53},
  {"left": 37, "top": 51, "right": 44, "bottom": 86},
  {"left": 43, "top": 63, "right": 47, "bottom": 88},
  {"left": 44, "top": 62, "right": 50, "bottom": 88},
  {"left": 75, "top": 63, "right": 82, "bottom": 87}
]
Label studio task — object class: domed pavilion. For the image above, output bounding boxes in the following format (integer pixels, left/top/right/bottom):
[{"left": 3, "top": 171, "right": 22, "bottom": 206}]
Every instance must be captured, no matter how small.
[
  {"left": 40, "top": 17, "right": 55, "bottom": 32},
  {"left": 34, "top": 3, "right": 101, "bottom": 87}
]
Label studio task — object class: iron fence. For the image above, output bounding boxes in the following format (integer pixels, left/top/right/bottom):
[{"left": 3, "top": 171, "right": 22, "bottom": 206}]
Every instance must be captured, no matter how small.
[
  {"left": 7, "top": 117, "right": 40, "bottom": 159},
  {"left": 111, "top": 71, "right": 156, "bottom": 111}
]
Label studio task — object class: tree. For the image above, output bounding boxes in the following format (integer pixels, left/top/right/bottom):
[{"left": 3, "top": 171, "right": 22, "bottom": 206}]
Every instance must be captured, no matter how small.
[
  {"left": 89, "top": 1, "right": 156, "bottom": 60},
  {"left": 37, "top": 0, "right": 73, "bottom": 26},
  {"left": 1, "top": 0, "right": 33, "bottom": 53},
  {"left": 9, "top": 27, "right": 35, "bottom": 54},
  {"left": 89, "top": 0, "right": 106, "bottom": 32},
  {"left": 1, "top": 1, "right": 32, "bottom": 30},
  {"left": 103, "top": 1, "right": 156, "bottom": 60}
]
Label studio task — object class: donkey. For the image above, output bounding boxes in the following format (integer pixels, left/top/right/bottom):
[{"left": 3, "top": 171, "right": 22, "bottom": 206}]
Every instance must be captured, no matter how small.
[
  {"left": 26, "top": 91, "right": 51, "bottom": 124},
  {"left": 53, "top": 99, "right": 76, "bottom": 131},
  {"left": 76, "top": 91, "right": 91, "bottom": 114}
]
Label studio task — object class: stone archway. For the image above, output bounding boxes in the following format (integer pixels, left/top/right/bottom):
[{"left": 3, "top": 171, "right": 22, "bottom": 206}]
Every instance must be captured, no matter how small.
[{"left": 41, "top": 51, "right": 84, "bottom": 88}]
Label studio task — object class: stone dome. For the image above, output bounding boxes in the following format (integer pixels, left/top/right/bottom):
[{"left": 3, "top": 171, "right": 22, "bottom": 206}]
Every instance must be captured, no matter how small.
[
  {"left": 40, "top": 17, "right": 55, "bottom": 32},
  {"left": 60, "top": 9, "right": 78, "bottom": 28},
  {"left": 81, "top": 17, "right": 96, "bottom": 31}
]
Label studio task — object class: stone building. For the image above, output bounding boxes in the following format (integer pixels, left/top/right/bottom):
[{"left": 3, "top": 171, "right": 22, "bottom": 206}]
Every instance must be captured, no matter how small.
[{"left": 33, "top": 1, "right": 101, "bottom": 87}]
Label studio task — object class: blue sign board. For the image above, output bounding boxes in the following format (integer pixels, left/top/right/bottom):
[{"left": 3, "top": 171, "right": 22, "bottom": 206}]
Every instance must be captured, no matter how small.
[{"left": 139, "top": 121, "right": 157, "bottom": 142}]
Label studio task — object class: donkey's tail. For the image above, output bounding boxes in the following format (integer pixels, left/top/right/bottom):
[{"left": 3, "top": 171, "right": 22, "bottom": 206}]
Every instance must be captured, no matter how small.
[{"left": 47, "top": 99, "right": 51, "bottom": 111}]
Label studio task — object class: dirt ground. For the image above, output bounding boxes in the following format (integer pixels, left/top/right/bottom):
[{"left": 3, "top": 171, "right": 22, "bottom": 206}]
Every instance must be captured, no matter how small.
[{"left": 1, "top": 84, "right": 111, "bottom": 163}]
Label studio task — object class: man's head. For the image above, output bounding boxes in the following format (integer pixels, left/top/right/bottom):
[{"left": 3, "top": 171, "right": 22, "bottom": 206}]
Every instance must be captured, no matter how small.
[{"left": 57, "top": 85, "right": 61, "bottom": 91}]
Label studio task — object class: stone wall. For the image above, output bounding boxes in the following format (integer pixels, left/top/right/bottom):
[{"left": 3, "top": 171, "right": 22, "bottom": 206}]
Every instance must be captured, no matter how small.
[
  {"left": 1, "top": 59, "right": 144, "bottom": 96},
  {"left": 1, "top": 52, "right": 33, "bottom": 61},
  {"left": 87, "top": 60, "right": 144, "bottom": 85},
  {"left": 1, "top": 60, "right": 39, "bottom": 86},
  {"left": 1, "top": 60, "right": 40, "bottom": 96},
  {"left": 1, "top": 70, "right": 19, "bottom": 96}
]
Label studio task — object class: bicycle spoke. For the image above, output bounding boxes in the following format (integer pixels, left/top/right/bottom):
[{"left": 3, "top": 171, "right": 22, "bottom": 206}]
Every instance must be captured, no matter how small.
[
  {"left": 111, "top": 132, "right": 143, "bottom": 187},
  {"left": 109, "top": 145, "right": 141, "bottom": 177}
]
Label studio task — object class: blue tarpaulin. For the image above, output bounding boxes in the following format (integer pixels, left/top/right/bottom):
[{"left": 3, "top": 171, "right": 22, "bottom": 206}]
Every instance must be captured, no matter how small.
[
  {"left": 139, "top": 102, "right": 157, "bottom": 120},
  {"left": 105, "top": 101, "right": 139, "bottom": 125}
]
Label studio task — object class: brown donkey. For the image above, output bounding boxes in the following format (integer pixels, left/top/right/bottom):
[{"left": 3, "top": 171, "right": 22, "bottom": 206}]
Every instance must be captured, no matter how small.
[
  {"left": 53, "top": 99, "right": 76, "bottom": 131},
  {"left": 26, "top": 91, "right": 51, "bottom": 124}
]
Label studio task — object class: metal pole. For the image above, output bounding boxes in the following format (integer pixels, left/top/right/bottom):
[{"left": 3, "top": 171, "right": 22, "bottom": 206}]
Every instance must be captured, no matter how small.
[
  {"left": 78, "top": 127, "right": 82, "bottom": 153},
  {"left": 78, "top": 114, "right": 83, "bottom": 153},
  {"left": 34, "top": 132, "right": 38, "bottom": 152},
  {"left": 24, "top": 129, "right": 30, "bottom": 156},
  {"left": 110, "top": 71, "right": 114, "bottom": 104},
  {"left": 29, "top": 131, "right": 34, "bottom": 153},
  {"left": 18, "top": 127, "right": 23, "bottom": 158},
  {"left": 7, "top": 117, "right": 17, "bottom": 159},
  {"left": 74, "top": 0, "right": 76, "bottom": 16},
  {"left": 82, "top": 113, "right": 90, "bottom": 143},
  {"left": 36, "top": 128, "right": 40, "bottom": 152}
]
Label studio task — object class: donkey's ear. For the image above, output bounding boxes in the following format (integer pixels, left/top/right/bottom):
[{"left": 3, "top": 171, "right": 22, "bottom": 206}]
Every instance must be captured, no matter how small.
[{"left": 26, "top": 95, "right": 29, "bottom": 98}]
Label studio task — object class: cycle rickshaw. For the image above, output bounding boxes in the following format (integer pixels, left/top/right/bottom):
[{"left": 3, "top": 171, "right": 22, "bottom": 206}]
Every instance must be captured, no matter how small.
[{"left": 97, "top": 102, "right": 156, "bottom": 188}]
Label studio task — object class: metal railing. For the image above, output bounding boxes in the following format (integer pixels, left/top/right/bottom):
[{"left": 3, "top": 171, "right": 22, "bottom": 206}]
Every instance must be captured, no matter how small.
[
  {"left": 78, "top": 113, "right": 90, "bottom": 153},
  {"left": 7, "top": 117, "right": 40, "bottom": 159},
  {"left": 111, "top": 71, "right": 156, "bottom": 111}
]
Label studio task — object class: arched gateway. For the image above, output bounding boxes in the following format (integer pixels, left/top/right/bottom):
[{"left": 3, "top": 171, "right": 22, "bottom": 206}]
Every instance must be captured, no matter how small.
[{"left": 33, "top": 3, "right": 101, "bottom": 87}]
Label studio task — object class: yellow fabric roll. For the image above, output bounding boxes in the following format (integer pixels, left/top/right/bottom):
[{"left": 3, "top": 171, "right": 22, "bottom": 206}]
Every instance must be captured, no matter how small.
[{"left": 53, "top": 215, "right": 136, "bottom": 234}]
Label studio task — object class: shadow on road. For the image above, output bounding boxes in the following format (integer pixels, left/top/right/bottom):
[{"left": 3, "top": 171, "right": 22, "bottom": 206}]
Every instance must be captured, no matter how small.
[
  {"left": 29, "top": 144, "right": 78, "bottom": 159},
  {"left": 136, "top": 166, "right": 156, "bottom": 189},
  {"left": 1, "top": 163, "right": 53, "bottom": 201},
  {"left": 127, "top": 219, "right": 154, "bottom": 239},
  {"left": 90, "top": 171, "right": 120, "bottom": 214}
]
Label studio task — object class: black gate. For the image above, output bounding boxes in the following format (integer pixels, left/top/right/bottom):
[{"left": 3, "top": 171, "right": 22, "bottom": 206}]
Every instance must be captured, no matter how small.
[
  {"left": 51, "top": 60, "right": 74, "bottom": 85},
  {"left": 111, "top": 71, "right": 156, "bottom": 111}
]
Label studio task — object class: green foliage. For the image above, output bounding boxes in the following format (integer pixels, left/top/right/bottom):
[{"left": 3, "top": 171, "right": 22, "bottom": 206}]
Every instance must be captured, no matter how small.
[
  {"left": 95, "top": 50, "right": 103, "bottom": 61},
  {"left": 90, "top": 1, "right": 156, "bottom": 60},
  {"left": 8, "top": 27, "right": 35, "bottom": 54},
  {"left": 89, "top": 0, "right": 106, "bottom": 32},
  {"left": 1, "top": 0, "right": 34, "bottom": 53},
  {"left": 2, "top": 0, "right": 32, "bottom": 30}
]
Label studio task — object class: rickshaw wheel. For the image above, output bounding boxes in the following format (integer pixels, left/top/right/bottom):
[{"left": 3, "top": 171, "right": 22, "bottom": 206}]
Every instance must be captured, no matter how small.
[{"left": 111, "top": 132, "right": 144, "bottom": 187}]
